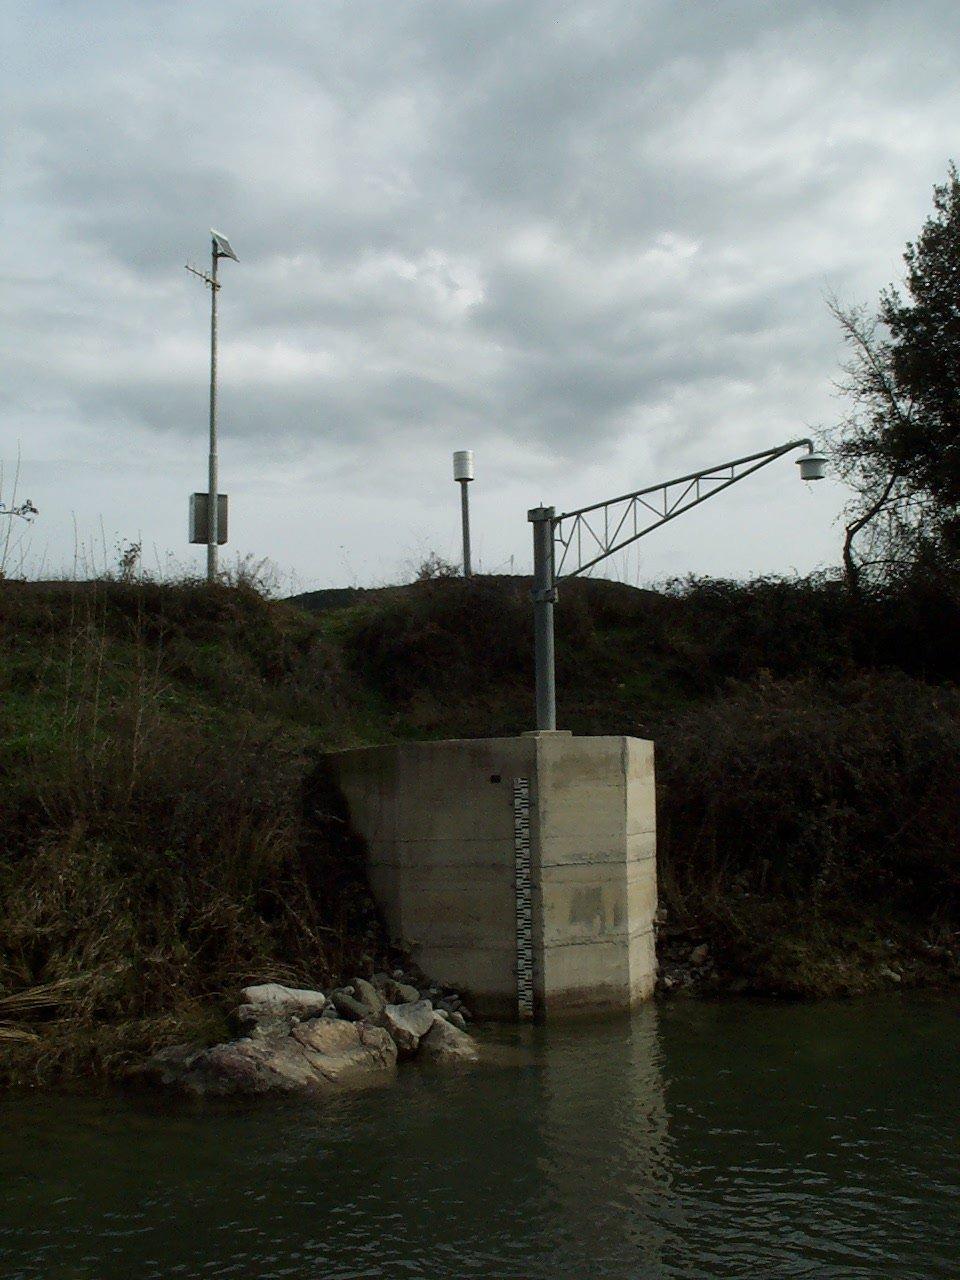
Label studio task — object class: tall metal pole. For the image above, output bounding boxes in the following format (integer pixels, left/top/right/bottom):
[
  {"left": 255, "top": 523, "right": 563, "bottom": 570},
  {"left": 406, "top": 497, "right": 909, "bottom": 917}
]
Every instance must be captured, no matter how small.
[
  {"left": 207, "top": 240, "right": 219, "bottom": 582},
  {"left": 452, "top": 450, "right": 475, "bottom": 578},
  {"left": 529, "top": 505, "right": 557, "bottom": 730},
  {"left": 460, "top": 479, "right": 472, "bottom": 578}
]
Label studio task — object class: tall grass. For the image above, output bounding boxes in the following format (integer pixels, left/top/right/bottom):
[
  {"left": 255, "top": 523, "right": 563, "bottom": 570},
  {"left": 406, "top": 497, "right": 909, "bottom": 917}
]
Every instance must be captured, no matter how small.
[{"left": 0, "top": 577, "right": 388, "bottom": 1085}]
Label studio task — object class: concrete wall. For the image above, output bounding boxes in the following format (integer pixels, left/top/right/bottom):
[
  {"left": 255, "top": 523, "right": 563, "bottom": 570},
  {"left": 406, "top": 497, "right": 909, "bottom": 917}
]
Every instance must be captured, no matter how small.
[{"left": 325, "top": 732, "right": 657, "bottom": 1020}]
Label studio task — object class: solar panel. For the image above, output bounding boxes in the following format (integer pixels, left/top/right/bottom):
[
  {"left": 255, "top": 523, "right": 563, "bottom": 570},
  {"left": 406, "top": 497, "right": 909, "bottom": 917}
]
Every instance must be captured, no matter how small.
[{"left": 211, "top": 229, "right": 238, "bottom": 261}]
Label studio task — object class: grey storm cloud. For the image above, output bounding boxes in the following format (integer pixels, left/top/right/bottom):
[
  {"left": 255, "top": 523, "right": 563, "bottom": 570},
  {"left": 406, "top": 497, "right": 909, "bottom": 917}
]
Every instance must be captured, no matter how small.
[{"left": 3, "top": 0, "right": 960, "bottom": 582}]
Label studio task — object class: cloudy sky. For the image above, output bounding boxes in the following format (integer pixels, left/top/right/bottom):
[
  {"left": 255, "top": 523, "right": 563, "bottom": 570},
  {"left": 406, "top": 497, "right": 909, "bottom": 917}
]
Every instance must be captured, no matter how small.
[{"left": 3, "top": 1, "right": 958, "bottom": 589}]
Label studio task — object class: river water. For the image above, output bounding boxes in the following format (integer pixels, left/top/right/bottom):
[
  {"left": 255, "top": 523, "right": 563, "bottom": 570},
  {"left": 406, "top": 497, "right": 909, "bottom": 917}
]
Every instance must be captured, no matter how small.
[{"left": 1, "top": 996, "right": 957, "bottom": 1279}]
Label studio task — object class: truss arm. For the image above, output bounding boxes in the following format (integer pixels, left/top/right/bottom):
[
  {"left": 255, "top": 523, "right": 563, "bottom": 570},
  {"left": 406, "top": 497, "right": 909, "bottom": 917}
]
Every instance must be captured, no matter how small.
[{"left": 553, "top": 438, "right": 813, "bottom": 580}]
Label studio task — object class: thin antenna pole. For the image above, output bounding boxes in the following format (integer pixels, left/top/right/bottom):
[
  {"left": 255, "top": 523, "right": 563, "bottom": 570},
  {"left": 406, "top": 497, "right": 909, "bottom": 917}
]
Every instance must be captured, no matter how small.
[{"left": 208, "top": 241, "right": 219, "bottom": 581}]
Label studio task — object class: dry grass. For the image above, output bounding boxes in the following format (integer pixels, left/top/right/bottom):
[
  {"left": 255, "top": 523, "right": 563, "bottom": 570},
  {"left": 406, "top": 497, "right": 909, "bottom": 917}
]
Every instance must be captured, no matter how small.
[{"left": 0, "top": 577, "right": 391, "bottom": 1086}]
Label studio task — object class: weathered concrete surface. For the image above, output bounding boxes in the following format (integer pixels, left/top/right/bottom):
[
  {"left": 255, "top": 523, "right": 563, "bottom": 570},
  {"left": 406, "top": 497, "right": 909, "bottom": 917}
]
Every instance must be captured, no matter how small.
[{"left": 324, "top": 734, "right": 657, "bottom": 1020}]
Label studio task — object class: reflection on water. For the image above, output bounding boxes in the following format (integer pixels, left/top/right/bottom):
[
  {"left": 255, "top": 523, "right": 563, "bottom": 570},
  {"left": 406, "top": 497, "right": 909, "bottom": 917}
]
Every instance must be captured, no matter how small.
[
  {"left": 534, "top": 1009, "right": 673, "bottom": 1277},
  {"left": 1, "top": 997, "right": 958, "bottom": 1279}
]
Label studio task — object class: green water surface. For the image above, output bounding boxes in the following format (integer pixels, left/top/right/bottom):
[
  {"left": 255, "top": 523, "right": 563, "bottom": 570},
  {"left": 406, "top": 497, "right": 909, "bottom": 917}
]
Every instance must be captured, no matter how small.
[{"left": 1, "top": 996, "right": 957, "bottom": 1278}]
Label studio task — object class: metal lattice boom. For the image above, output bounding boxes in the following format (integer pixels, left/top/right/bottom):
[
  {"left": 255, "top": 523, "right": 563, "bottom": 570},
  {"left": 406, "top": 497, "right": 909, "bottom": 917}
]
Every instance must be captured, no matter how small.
[{"left": 553, "top": 438, "right": 813, "bottom": 580}]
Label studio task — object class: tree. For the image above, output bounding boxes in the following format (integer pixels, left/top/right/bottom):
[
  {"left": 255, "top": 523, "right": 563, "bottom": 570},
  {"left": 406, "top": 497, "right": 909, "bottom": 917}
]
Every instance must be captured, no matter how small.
[{"left": 831, "top": 164, "right": 960, "bottom": 591}]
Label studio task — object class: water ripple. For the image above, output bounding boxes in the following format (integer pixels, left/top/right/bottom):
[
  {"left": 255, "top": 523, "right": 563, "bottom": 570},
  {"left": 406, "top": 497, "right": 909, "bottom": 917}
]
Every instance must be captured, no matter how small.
[{"left": 0, "top": 997, "right": 958, "bottom": 1279}]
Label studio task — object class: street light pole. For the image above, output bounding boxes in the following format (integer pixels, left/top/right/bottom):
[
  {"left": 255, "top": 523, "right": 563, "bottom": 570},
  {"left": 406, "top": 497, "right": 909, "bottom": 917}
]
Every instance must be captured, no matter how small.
[{"left": 529, "top": 438, "right": 827, "bottom": 730}]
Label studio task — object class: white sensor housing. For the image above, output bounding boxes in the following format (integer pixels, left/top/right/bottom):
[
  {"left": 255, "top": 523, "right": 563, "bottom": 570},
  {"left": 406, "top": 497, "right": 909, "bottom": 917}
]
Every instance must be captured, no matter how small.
[
  {"left": 453, "top": 450, "right": 474, "bottom": 482},
  {"left": 797, "top": 451, "right": 827, "bottom": 481}
]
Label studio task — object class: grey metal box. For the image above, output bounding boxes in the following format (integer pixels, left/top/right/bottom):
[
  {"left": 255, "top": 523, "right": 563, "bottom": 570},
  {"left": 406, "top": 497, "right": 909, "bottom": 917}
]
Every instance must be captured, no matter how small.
[{"left": 189, "top": 493, "right": 229, "bottom": 545}]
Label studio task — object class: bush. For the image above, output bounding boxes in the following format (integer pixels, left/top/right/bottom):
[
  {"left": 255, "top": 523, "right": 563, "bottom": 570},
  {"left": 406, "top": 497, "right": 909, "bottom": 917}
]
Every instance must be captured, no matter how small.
[{"left": 658, "top": 671, "right": 960, "bottom": 919}]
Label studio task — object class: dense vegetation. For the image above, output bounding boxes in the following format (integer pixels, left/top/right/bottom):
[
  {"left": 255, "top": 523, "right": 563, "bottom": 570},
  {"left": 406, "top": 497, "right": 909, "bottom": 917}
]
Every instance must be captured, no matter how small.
[
  {"left": 1, "top": 569, "right": 959, "bottom": 1086},
  {"left": 0, "top": 579, "right": 389, "bottom": 1086}
]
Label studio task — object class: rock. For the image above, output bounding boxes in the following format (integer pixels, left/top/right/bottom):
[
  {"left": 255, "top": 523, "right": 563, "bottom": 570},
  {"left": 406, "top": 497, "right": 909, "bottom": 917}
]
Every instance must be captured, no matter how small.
[
  {"left": 688, "top": 944, "right": 710, "bottom": 967},
  {"left": 137, "top": 1019, "right": 397, "bottom": 1098},
  {"left": 332, "top": 989, "right": 372, "bottom": 1021},
  {"left": 381, "top": 1000, "right": 436, "bottom": 1056},
  {"left": 419, "top": 1014, "right": 479, "bottom": 1064},
  {"left": 374, "top": 978, "right": 421, "bottom": 1005},
  {"left": 186, "top": 1040, "right": 283, "bottom": 1096},
  {"left": 449, "top": 1012, "right": 468, "bottom": 1032},
  {"left": 436, "top": 997, "right": 461, "bottom": 1015},
  {"left": 291, "top": 1018, "right": 397, "bottom": 1087},
  {"left": 239, "top": 983, "right": 327, "bottom": 1018},
  {"left": 393, "top": 981, "right": 422, "bottom": 1004},
  {"left": 353, "top": 978, "right": 386, "bottom": 1017},
  {"left": 129, "top": 1042, "right": 198, "bottom": 1088},
  {"left": 434, "top": 1008, "right": 450, "bottom": 1021},
  {"left": 232, "top": 1003, "right": 293, "bottom": 1039},
  {"left": 880, "top": 966, "right": 903, "bottom": 983},
  {"left": 458, "top": 1006, "right": 472, "bottom": 1022}
]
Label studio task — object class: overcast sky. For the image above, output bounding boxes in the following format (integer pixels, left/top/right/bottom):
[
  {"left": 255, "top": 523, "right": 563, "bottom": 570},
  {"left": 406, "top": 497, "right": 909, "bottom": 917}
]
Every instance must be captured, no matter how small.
[{"left": 3, "top": 1, "right": 958, "bottom": 589}]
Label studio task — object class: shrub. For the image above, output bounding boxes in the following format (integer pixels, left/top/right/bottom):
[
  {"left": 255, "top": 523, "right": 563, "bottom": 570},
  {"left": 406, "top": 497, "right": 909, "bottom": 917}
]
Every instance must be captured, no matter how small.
[{"left": 658, "top": 671, "right": 960, "bottom": 919}]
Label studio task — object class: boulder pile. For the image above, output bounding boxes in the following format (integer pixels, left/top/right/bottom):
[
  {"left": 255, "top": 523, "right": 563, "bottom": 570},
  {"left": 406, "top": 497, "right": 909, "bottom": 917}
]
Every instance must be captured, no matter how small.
[{"left": 136, "top": 970, "right": 479, "bottom": 1098}]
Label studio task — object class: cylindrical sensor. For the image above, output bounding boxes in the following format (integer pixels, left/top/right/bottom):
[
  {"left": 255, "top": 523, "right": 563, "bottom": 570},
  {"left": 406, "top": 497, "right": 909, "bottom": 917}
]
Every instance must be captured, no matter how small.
[
  {"left": 797, "top": 451, "right": 827, "bottom": 481},
  {"left": 453, "top": 450, "right": 475, "bottom": 482}
]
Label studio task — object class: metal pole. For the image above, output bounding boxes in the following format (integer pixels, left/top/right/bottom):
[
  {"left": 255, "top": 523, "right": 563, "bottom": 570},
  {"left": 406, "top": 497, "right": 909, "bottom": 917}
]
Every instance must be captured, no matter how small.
[
  {"left": 460, "top": 479, "right": 472, "bottom": 577},
  {"left": 207, "top": 241, "right": 219, "bottom": 582},
  {"left": 528, "top": 505, "right": 557, "bottom": 731}
]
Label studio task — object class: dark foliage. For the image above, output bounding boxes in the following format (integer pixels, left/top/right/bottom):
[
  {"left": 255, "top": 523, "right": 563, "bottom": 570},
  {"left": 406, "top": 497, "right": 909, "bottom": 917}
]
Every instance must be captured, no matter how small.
[
  {"left": 659, "top": 672, "right": 960, "bottom": 914},
  {"left": 882, "top": 163, "right": 960, "bottom": 515},
  {"left": 831, "top": 163, "right": 960, "bottom": 585}
]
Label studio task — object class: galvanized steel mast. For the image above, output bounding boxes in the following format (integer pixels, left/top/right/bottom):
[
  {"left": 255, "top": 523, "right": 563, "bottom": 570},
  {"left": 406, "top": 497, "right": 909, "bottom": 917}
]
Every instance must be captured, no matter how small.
[
  {"left": 186, "top": 230, "right": 238, "bottom": 582},
  {"left": 207, "top": 240, "right": 219, "bottom": 581}
]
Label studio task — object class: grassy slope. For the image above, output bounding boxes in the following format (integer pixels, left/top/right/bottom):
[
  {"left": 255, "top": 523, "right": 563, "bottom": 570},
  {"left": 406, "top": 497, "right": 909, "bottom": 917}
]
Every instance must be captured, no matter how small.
[
  {"left": 2, "top": 572, "right": 959, "bottom": 1084},
  {"left": 0, "top": 580, "right": 389, "bottom": 1085}
]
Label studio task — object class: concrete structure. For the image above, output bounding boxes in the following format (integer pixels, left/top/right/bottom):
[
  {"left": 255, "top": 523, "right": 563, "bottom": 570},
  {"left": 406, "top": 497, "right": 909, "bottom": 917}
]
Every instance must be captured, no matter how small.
[{"left": 324, "top": 733, "right": 657, "bottom": 1020}]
